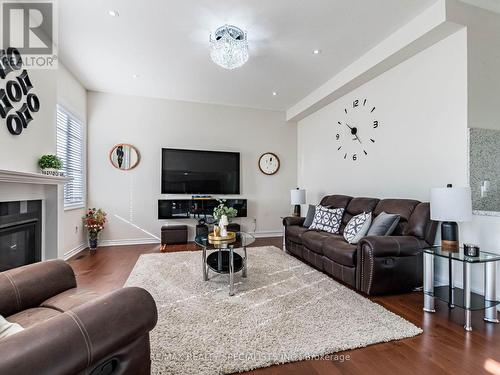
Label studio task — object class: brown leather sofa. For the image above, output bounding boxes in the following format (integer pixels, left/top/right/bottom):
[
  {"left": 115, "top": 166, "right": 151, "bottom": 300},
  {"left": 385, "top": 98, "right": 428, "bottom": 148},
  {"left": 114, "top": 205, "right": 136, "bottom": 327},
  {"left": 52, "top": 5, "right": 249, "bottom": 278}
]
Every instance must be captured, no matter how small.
[
  {"left": 0, "top": 260, "right": 157, "bottom": 375},
  {"left": 283, "top": 195, "right": 437, "bottom": 295}
]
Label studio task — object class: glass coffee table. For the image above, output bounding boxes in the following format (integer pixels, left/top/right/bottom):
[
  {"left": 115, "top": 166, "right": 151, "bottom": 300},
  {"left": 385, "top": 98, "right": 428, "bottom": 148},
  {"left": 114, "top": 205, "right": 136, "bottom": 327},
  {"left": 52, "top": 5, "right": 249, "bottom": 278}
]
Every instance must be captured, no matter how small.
[
  {"left": 195, "top": 232, "right": 255, "bottom": 296},
  {"left": 423, "top": 246, "right": 500, "bottom": 331}
]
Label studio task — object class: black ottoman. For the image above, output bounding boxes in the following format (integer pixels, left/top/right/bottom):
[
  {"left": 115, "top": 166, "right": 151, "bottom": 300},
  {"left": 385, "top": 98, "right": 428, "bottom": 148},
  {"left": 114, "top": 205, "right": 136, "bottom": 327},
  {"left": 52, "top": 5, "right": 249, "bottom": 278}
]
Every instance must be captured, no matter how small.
[
  {"left": 227, "top": 223, "right": 241, "bottom": 232},
  {"left": 161, "top": 225, "right": 188, "bottom": 251}
]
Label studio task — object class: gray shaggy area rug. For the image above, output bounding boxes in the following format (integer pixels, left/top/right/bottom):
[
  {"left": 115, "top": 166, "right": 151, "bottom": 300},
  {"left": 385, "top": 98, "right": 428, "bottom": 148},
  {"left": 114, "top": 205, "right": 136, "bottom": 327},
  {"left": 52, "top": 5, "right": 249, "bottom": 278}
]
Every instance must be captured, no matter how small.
[{"left": 125, "top": 246, "right": 421, "bottom": 374}]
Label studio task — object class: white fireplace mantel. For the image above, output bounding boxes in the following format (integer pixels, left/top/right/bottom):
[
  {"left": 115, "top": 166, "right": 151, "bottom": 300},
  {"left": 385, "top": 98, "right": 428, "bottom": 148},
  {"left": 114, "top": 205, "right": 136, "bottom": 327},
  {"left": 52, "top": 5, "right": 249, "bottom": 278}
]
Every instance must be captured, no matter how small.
[
  {"left": 0, "top": 169, "right": 71, "bottom": 260},
  {"left": 0, "top": 169, "right": 70, "bottom": 185}
]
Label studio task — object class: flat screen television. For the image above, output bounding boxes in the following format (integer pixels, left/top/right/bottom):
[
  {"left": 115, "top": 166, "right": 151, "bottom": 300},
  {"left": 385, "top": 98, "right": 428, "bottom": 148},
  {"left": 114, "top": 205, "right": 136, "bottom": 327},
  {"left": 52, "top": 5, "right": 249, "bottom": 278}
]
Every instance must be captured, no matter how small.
[{"left": 161, "top": 148, "right": 240, "bottom": 194}]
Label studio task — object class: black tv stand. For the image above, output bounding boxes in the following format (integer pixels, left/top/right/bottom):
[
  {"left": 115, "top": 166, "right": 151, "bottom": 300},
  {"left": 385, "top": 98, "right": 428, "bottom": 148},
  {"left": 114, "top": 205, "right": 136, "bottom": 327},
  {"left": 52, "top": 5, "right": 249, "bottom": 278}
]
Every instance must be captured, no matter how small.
[{"left": 158, "top": 198, "right": 247, "bottom": 220}]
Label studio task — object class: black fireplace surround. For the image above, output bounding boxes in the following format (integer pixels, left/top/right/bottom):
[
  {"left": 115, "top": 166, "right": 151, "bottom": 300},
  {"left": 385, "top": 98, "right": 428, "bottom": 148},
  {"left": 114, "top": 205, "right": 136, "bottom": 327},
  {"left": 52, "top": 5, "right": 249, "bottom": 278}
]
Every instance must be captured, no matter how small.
[{"left": 0, "top": 200, "right": 42, "bottom": 271}]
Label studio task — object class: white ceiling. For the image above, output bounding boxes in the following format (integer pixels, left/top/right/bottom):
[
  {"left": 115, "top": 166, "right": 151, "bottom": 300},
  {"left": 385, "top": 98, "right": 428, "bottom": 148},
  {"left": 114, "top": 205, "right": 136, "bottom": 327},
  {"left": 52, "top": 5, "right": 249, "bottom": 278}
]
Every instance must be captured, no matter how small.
[
  {"left": 461, "top": 0, "right": 500, "bottom": 14},
  {"left": 59, "top": 0, "right": 438, "bottom": 111}
]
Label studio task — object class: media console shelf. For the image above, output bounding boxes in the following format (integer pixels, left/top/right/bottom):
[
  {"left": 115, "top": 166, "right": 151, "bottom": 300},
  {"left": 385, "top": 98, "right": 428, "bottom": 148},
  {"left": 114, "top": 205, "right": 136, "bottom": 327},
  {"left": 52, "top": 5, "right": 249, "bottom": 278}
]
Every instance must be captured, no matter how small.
[{"left": 158, "top": 199, "right": 247, "bottom": 220}]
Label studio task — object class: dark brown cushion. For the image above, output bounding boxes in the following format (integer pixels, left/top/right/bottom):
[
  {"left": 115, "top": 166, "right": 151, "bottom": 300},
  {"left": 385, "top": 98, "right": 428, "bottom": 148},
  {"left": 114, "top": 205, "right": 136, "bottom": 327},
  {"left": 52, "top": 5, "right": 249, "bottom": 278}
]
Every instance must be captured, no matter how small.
[
  {"left": 7, "top": 307, "right": 61, "bottom": 329},
  {"left": 320, "top": 195, "right": 352, "bottom": 209},
  {"left": 373, "top": 199, "right": 420, "bottom": 235},
  {"left": 403, "top": 202, "right": 431, "bottom": 239},
  {"left": 41, "top": 288, "right": 100, "bottom": 312},
  {"left": 302, "top": 231, "right": 332, "bottom": 255},
  {"left": 285, "top": 225, "right": 309, "bottom": 244},
  {"left": 345, "top": 197, "right": 380, "bottom": 216},
  {"left": 322, "top": 238, "right": 357, "bottom": 267},
  {"left": 342, "top": 197, "right": 379, "bottom": 227},
  {"left": 373, "top": 199, "right": 419, "bottom": 221}
]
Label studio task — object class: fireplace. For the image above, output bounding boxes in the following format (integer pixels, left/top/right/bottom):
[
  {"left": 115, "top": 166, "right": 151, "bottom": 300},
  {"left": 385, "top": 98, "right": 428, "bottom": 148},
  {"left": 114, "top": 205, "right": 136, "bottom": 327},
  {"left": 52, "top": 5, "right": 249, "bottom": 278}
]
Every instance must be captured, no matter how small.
[{"left": 0, "top": 200, "right": 42, "bottom": 272}]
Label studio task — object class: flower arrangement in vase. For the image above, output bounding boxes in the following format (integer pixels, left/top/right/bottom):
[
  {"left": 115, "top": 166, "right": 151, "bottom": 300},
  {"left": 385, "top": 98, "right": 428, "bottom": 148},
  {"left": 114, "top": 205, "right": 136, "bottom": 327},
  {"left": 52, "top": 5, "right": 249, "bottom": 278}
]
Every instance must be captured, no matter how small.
[
  {"left": 82, "top": 208, "right": 107, "bottom": 250},
  {"left": 213, "top": 199, "right": 237, "bottom": 237}
]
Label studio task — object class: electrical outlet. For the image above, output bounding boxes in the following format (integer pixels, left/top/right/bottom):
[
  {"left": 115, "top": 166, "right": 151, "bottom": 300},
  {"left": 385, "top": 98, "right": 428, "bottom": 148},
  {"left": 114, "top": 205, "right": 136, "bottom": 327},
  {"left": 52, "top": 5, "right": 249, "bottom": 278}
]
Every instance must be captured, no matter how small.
[
  {"left": 75, "top": 226, "right": 79, "bottom": 233},
  {"left": 253, "top": 218, "right": 257, "bottom": 224}
]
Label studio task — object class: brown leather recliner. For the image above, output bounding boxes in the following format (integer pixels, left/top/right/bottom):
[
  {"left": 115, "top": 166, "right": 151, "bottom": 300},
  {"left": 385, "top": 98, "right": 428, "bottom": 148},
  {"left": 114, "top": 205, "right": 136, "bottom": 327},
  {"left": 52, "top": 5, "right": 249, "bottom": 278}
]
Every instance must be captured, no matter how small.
[
  {"left": 283, "top": 195, "right": 438, "bottom": 295},
  {"left": 0, "top": 260, "right": 158, "bottom": 375}
]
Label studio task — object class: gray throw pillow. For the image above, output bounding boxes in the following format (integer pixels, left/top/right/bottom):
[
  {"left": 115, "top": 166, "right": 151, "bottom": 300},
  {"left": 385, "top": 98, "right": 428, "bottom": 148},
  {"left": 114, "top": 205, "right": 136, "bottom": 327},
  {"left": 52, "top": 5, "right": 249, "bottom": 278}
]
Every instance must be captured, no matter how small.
[
  {"left": 367, "top": 212, "right": 401, "bottom": 236},
  {"left": 303, "top": 205, "right": 316, "bottom": 227}
]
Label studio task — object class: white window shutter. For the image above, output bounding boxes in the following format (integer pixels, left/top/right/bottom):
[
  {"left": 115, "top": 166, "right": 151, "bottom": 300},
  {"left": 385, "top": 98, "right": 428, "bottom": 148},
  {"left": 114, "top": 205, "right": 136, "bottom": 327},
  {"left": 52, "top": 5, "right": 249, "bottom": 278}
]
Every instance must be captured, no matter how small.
[{"left": 56, "top": 105, "right": 85, "bottom": 208}]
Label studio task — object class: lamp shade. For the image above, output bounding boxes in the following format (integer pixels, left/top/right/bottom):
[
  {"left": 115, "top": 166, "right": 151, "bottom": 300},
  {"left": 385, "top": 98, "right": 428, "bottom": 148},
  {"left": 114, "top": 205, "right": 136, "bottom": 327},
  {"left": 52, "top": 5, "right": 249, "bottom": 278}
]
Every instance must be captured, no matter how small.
[
  {"left": 430, "top": 186, "right": 472, "bottom": 222},
  {"left": 290, "top": 189, "right": 306, "bottom": 205}
]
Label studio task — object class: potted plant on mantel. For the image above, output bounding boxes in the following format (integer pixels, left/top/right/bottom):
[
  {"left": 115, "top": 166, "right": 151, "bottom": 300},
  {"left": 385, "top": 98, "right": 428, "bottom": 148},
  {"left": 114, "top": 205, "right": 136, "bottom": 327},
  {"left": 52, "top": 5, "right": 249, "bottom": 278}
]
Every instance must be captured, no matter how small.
[
  {"left": 83, "top": 208, "right": 107, "bottom": 251},
  {"left": 38, "top": 154, "right": 64, "bottom": 176}
]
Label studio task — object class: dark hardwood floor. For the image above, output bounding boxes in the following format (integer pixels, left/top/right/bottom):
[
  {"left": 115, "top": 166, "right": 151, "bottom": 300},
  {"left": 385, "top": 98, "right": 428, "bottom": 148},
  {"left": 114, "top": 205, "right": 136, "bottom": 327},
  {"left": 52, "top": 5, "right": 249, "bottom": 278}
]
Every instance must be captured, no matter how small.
[{"left": 68, "top": 238, "right": 500, "bottom": 375}]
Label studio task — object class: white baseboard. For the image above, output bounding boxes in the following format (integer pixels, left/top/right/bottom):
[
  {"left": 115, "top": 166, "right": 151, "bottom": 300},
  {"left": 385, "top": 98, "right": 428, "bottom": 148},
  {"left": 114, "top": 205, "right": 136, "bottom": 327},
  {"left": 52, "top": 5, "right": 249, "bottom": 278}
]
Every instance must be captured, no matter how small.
[
  {"left": 63, "top": 243, "right": 87, "bottom": 260},
  {"left": 252, "top": 231, "right": 283, "bottom": 238},
  {"left": 99, "top": 238, "right": 161, "bottom": 247}
]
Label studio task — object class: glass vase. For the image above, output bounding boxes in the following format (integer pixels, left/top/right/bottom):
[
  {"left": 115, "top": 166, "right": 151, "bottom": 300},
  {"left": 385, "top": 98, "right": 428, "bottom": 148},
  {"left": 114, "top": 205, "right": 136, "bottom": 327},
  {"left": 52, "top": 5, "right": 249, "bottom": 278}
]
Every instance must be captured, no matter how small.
[{"left": 88, "top": 231, "right": 100, "bottom": 251}]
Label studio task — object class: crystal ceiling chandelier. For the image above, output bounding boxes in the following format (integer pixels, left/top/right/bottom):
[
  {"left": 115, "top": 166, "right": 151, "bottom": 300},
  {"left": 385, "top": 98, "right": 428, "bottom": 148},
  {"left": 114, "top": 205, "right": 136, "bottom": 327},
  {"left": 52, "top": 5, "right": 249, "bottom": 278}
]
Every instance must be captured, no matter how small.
[{"left": 209, "top": 25, "right": 249, "bottom": 70}]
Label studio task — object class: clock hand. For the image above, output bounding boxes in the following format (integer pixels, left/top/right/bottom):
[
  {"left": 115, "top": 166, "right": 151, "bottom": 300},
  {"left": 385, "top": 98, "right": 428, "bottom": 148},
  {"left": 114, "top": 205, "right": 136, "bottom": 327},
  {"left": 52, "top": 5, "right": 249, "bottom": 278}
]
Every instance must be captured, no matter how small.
[{"left": 346, "top": 123, "right": 361, "bottom": 143}]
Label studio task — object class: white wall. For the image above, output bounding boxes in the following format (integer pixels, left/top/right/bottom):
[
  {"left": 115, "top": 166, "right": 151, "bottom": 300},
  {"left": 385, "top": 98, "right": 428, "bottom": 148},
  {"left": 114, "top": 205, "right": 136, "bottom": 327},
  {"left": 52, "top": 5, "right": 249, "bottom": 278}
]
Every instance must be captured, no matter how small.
[
  {"left": 57, "top": 64, "right": 88, "bottom": 258},
  {"left": 0, "top": 69, "right": 57, "bottom": 172},
  {"left": 450, "top": 1, "right": 500, "bottom": 130},
  {"left": 298, "top": 30, "right": 469, "bottom": 204},
  {"left": 87, "top": 92, "right": 297, "bottom": 243}
]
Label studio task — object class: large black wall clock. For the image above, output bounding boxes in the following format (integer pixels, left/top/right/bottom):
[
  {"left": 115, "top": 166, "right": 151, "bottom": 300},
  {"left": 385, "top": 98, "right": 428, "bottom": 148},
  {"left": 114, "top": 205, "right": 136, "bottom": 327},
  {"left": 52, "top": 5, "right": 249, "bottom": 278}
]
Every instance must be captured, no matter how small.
[
  {"left": 0, "top": 48, "right": 40, "bottom": 136},
  {"left": 335, "top": 98, "right": 379, "bottom": 161}
]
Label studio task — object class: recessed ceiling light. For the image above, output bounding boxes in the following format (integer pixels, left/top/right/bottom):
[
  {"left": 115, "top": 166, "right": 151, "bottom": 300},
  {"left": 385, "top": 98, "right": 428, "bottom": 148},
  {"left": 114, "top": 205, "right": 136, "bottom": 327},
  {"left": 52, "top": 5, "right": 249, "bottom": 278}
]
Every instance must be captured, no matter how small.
[
  {"left": 312, "top": 49, "right": 321, "bottom": 55},
  {"left": 272, "top": 92, "right": 277, "bottom": 96},
  {"left": 108, "top": 10, "right": 119, "bottom": 17},
  {"left": 132, "top": 74, "right": 139, "bottom": 79}
]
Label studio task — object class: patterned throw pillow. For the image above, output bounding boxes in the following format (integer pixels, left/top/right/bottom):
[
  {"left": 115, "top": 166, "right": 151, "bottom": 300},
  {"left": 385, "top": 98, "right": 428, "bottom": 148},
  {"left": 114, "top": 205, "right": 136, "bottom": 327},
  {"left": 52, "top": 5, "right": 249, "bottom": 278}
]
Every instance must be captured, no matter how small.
[
  {"left": 343, "top": 212, "right": 372, "bottom": 244},
  {"left": 309, "top": 205, "right": 345, "bottom": 234}
]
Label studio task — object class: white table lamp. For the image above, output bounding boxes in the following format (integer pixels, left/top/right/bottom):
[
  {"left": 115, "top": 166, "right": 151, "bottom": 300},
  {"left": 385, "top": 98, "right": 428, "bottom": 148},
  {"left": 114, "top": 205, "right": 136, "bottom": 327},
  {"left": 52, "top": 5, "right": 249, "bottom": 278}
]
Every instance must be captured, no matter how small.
[{"left": 430, "top": 184, "right": 472, "bottom": 251}]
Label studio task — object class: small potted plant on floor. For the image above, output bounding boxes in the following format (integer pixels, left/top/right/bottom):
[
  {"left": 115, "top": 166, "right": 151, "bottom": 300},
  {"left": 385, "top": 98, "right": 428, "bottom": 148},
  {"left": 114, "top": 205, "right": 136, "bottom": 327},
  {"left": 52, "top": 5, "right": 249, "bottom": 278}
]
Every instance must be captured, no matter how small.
[
  {"left": 38, "top": 154, "right": 64, "bottom": 176},
  {"left": 83, "top": 208, "right": 107, "bottom": 251}
]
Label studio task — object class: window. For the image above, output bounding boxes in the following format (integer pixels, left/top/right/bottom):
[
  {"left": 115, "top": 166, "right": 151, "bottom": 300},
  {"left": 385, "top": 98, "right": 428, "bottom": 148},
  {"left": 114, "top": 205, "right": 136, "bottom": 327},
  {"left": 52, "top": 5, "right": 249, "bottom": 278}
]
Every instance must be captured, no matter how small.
[{"left": 56, "top": 105, "right": 85, "bottom": 209}]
